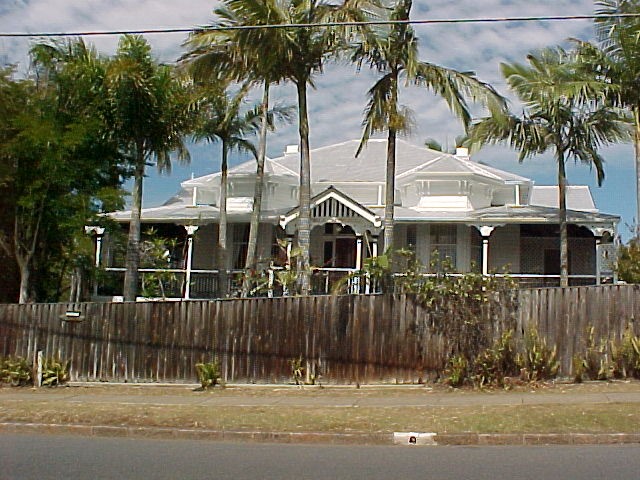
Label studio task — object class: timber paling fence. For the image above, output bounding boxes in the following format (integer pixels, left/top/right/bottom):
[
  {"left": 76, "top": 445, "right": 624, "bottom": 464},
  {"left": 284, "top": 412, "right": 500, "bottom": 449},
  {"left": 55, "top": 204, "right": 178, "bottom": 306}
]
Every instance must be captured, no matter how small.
[{"left": 1, "top": 284, "right": 639, "bottom": 384}]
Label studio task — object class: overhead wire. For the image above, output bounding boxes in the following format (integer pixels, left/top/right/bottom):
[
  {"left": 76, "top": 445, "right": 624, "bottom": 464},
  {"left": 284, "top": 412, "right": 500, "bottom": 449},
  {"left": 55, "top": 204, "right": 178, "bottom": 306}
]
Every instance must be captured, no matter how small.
[{"left": 0, "top": 13, "right": 639, "bottom": 38}]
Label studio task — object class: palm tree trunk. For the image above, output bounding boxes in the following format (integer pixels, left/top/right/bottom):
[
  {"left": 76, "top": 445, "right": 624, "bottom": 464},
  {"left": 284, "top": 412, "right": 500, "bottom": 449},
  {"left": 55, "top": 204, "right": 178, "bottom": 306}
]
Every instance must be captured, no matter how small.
[
  {"left": 296, "top": 79, "right": 312, "bottom": 295},
  {"left": 123, "top": 153, "right": 145, "bottom": 301},
  {"left": 217, "top": 140, "right": 229, "bottom": 298},
  {"left": 242, "top": 83, "right": 270, "bottom": 297},
  {"left": 384, "top": 128, "right": 397, "bottom": 253},
  {"left": 383, "top": 68, "right": 399, "bottom": 260},
  {"left": 634, "top": 107, "right": 640, "bottom": 238},
  {"left": 558, "top": 153, "right": 569, "bottom": 288}
]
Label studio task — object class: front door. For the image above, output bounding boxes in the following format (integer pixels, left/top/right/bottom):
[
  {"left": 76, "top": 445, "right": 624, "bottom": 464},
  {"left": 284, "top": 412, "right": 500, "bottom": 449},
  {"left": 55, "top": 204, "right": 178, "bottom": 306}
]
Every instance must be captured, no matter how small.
[{"left": 322, "top": 224, "right": 357, "bottom": 268}]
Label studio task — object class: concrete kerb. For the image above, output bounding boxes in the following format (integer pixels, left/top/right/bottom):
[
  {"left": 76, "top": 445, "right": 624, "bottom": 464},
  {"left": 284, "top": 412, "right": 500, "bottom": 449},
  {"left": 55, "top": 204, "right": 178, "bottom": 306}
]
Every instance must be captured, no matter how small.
[{"left": 2, "top": 422, "right": 640, "bottom": 446}]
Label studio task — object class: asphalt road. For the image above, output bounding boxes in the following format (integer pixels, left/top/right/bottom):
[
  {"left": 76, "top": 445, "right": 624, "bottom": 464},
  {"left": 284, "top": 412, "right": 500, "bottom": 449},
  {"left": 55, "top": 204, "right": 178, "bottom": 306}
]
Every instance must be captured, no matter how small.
[{"left": 2, "top": 434, "right": 640, "bottom": 480}]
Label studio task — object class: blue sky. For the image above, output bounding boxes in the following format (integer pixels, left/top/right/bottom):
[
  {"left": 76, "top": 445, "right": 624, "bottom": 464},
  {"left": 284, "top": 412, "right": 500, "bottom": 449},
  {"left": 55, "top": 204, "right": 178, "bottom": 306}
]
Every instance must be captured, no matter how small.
[{"left": 0, "top": 0, "right": 636, "bottom": 240}]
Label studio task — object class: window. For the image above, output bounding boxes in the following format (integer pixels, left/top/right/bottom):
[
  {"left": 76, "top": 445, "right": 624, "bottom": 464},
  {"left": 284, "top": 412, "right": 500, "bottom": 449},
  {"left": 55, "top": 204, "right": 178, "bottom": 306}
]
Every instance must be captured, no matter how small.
[{"left": 430, "top": 224, "right": 457, "bottom": 270}]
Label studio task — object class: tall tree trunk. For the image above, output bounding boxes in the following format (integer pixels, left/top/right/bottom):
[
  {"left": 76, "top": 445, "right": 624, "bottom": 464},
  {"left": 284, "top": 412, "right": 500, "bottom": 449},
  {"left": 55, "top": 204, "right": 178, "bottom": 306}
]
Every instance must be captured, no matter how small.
[
  {"left": 634, "top": 107, "right": 640, "bottom": 238},
  {"left": 123, "top": 152, "right": 145, "bottom": 301},
  {"left": 558, "top": 153, "right": 569, "bottom": 288},
  {"left": 242, "top": 84, "right": 270, "bottom": 297},
  {"left": 217, "top": 141, "right": 229, "bottom": 298},
  {"left": 383, "top": 68, "right": 399, "bottom": 260},
  {"left": 296, "top": 79, "right": 312, "bottom": 295}
]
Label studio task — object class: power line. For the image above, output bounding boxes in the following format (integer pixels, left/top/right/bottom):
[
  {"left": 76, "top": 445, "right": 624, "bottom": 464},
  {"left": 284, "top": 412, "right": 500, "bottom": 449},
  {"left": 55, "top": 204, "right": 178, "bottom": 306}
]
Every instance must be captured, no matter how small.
[{"left": 0, "top": 13, "right": 639, "bottom": 38}]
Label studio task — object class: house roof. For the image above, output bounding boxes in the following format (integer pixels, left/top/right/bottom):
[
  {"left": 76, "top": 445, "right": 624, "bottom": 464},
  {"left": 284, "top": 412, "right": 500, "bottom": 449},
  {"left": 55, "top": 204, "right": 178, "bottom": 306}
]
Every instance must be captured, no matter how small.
[
  {"left": 180, "top": 158, "right": 297, "bottom": 187},
  {"left": 397, "top": 152, "right": 530, "bottom": 183},
  {"left": 393, "top": 204, "right": 618, "bottom": 225},
  {"left": 529, "top": 186, "right": 598, "bottom": 212},
  {"left": 270, "top": 139, "right": 530, "bottom": 184},
  {"left": 104, "top": 139, "right": 617, "bottom": 228},
  {"left": 108, "top": 203, "right": 220, "bottom": 223}
]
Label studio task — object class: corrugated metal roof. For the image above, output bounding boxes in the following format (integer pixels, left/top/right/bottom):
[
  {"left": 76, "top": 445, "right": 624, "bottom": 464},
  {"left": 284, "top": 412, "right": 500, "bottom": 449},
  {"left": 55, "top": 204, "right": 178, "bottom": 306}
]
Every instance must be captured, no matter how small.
[
  {"left": 529, "top": 186, "right": 597, "bottom": 212},
  {"left": 394, "top": 204, "right": 618, "bottom": 224}
]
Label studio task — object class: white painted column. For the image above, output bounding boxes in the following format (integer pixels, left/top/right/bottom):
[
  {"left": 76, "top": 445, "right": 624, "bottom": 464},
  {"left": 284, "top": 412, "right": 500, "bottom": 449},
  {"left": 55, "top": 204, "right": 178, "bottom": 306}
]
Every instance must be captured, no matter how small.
[
  {"left": 371, "top": 236, "right": 379, "bottom": 258},
  {"left": 353, "top": 235, "right": 363, "bottom": 294},
  {"left": 286, "top": 235, "right": 294, "bottom": 267},
  {"left": 478, "top": 226, "right": 495, "bottom": 276},
  {"left": 183, "top": 225, "right": 199, "bottom": 300},
  {"left": 84, "top": 226, "right": 105, "bottom": 267},
  {"left": 595, "top": 236, "right": 602, "bottom": 286}
]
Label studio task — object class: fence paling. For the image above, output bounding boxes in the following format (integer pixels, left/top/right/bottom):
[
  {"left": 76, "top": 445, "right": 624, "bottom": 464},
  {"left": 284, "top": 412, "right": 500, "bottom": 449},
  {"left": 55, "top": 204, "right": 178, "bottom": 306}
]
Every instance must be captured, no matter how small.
[{"left": 1, "top": 285, "right": 640, "bottom": 383}]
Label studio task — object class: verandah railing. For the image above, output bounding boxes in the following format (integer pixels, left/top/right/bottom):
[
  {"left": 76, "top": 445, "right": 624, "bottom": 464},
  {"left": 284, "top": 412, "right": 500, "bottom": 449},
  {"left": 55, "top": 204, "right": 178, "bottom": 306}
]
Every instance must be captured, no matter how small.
[{"left": 98, "top": 267, "right": 605, "bottom": 300}]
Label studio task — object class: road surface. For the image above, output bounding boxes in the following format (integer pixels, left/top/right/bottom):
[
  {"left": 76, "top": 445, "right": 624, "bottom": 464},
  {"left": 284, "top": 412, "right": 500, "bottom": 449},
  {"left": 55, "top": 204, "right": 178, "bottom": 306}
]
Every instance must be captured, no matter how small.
[{"left": 1, "top": 434, "right": 639, "bottom": 479}]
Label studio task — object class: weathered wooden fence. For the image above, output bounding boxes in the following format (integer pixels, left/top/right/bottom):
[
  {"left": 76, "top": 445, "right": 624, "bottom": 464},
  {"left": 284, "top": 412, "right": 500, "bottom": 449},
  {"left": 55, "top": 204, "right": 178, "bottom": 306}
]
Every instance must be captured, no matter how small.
[
  {"left": 517, "top": 285, "right": 640, "bottom": 373},
  {"left": 1, "top": 285, "right": 639, "bottom": 383}
]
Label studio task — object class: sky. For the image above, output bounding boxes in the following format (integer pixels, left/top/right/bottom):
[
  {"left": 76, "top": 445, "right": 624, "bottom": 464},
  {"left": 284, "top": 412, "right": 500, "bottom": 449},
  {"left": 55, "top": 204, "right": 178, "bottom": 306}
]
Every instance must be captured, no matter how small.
[{"left": 0, "top": 0, "right": 636, "bottom": 240}]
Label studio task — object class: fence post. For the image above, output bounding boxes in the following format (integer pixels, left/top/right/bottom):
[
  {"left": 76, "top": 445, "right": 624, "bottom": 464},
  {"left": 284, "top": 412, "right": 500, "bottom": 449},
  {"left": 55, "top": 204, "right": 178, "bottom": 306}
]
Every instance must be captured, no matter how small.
[{"left": 35, "top": 350, "right": 43, "bottom": 387}]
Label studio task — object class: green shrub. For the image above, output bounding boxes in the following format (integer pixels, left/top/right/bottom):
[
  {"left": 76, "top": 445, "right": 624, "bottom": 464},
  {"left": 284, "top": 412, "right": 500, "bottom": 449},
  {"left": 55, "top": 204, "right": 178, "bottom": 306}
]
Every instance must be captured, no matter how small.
[
  {"left": 572, "top": 354, "right": 585, "bottom": 383},
  {"left": 195, "top": 360, "right": 223, "bottom": 389},
  {"left": 289, "top": 357, "right": 305, "bottom": 385},
  {"left": 611, "top": 325, "right": 640, "bottom": 379},
  {"left": 576, "top": 326, "right": 609, "bottom": 381},
  {"left": 473, "top": 330, "right": 519, "bottom": 388},
  {"left": 0, "top": 356, "right": 33, "bottom": 386},
  {"left": 518, "top": 327, "right": 559, "bottom": 382},
  {"left": 445, "top": 355, "right": 469, "bottom": 388},
  {"left": 41, "top": 357, "right": 70, "bottom": 387}
]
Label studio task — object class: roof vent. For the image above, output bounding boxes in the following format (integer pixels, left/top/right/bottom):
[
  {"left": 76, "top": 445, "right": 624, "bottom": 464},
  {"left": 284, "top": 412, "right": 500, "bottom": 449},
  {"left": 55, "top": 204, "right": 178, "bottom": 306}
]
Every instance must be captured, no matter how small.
[
  {"left": 455, "top": 147, "right": 469, "bottom": 158},
  {"left": 285, "top": 145, "right": 299, "bottom": 155}
]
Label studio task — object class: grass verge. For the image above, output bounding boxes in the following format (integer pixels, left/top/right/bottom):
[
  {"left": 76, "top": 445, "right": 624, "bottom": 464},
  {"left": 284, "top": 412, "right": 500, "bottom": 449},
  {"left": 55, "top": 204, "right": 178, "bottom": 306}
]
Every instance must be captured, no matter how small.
[{"left": 1, "top": 382, "right": 639, "bottom": 435}]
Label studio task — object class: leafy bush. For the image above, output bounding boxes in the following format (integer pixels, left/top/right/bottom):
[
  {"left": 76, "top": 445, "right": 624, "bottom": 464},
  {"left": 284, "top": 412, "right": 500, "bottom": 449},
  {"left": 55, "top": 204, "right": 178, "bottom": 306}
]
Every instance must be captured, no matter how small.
[
  {"left": 41, "top": 357, "right": 70, "bottom": 387},
  {"left": 0, "top": 356, "right": 33, "bottom": 386},
  {"left": 195, "top": 360, "right": 223, "bottom": 389},
  {"left": 445, "top": 355, "right": 469, "bottom": 388},
  {"left": 473, "top": 331, "right": 519, "bottom": 388},
  {"left": 616, "top": 239, "right": 640, "bottom": 284},
  {"left": 518, "top": 327, "right": 559, "bottom": 382},
  {"left": 574, "top": 326, "right": 609, "bottom": 381},
  {"left": 289, "top": 357, "right": 305, "bottom": 385},
  {"left": 611, "top": 325, "right": 640, "bottom": 379}
]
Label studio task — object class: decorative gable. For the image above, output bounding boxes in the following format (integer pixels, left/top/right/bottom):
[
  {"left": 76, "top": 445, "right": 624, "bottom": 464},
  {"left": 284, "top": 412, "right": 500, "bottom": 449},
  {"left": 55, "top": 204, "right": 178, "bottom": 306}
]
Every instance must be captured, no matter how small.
[{"left": 280, "top": 187, "right": 381, "bottom": 231}]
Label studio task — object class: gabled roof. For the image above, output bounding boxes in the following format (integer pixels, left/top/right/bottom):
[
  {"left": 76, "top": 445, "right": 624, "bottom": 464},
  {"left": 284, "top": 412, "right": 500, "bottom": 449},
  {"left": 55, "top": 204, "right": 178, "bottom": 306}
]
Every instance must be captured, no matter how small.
[
  {"left": 181, "top": 157, "right": 297, "bottom": 187},
  {"left": 397, "top": 153, "right": 530, "bottom": 184},
  {"left": 279, "top": 186, "right": 381, "bottom": 228}
]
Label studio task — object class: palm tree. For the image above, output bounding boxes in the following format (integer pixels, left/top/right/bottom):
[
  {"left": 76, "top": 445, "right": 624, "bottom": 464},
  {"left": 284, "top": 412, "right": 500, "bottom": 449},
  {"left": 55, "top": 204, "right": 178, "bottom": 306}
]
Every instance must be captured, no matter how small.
[
  {"left": 192, "top": 82, "right": 260, "bottom": 297},
  {"left": 468, "top": 47, "right": 628, "bottom": 287},
  {"left": 106, "top": 35, "right": 192, "bottom": 301},
  {"left": 182, "top": 1, "right": 293, "bottom": 296},
  {"left": 573, "top": 0, "right": 640, "bottom": 235},
  {"left": 353, "top": 0, "right": 505, "bottom": 255},
  {"left": 187, "top": 0, "right": 372, "bottom": 295}
]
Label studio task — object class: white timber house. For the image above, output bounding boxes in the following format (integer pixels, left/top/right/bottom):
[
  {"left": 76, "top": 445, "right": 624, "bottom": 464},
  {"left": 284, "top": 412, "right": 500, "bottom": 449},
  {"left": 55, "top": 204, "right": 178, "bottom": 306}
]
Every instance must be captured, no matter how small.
[{"left": 93, "top": 139, "right": 619, "bottom": 299}]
